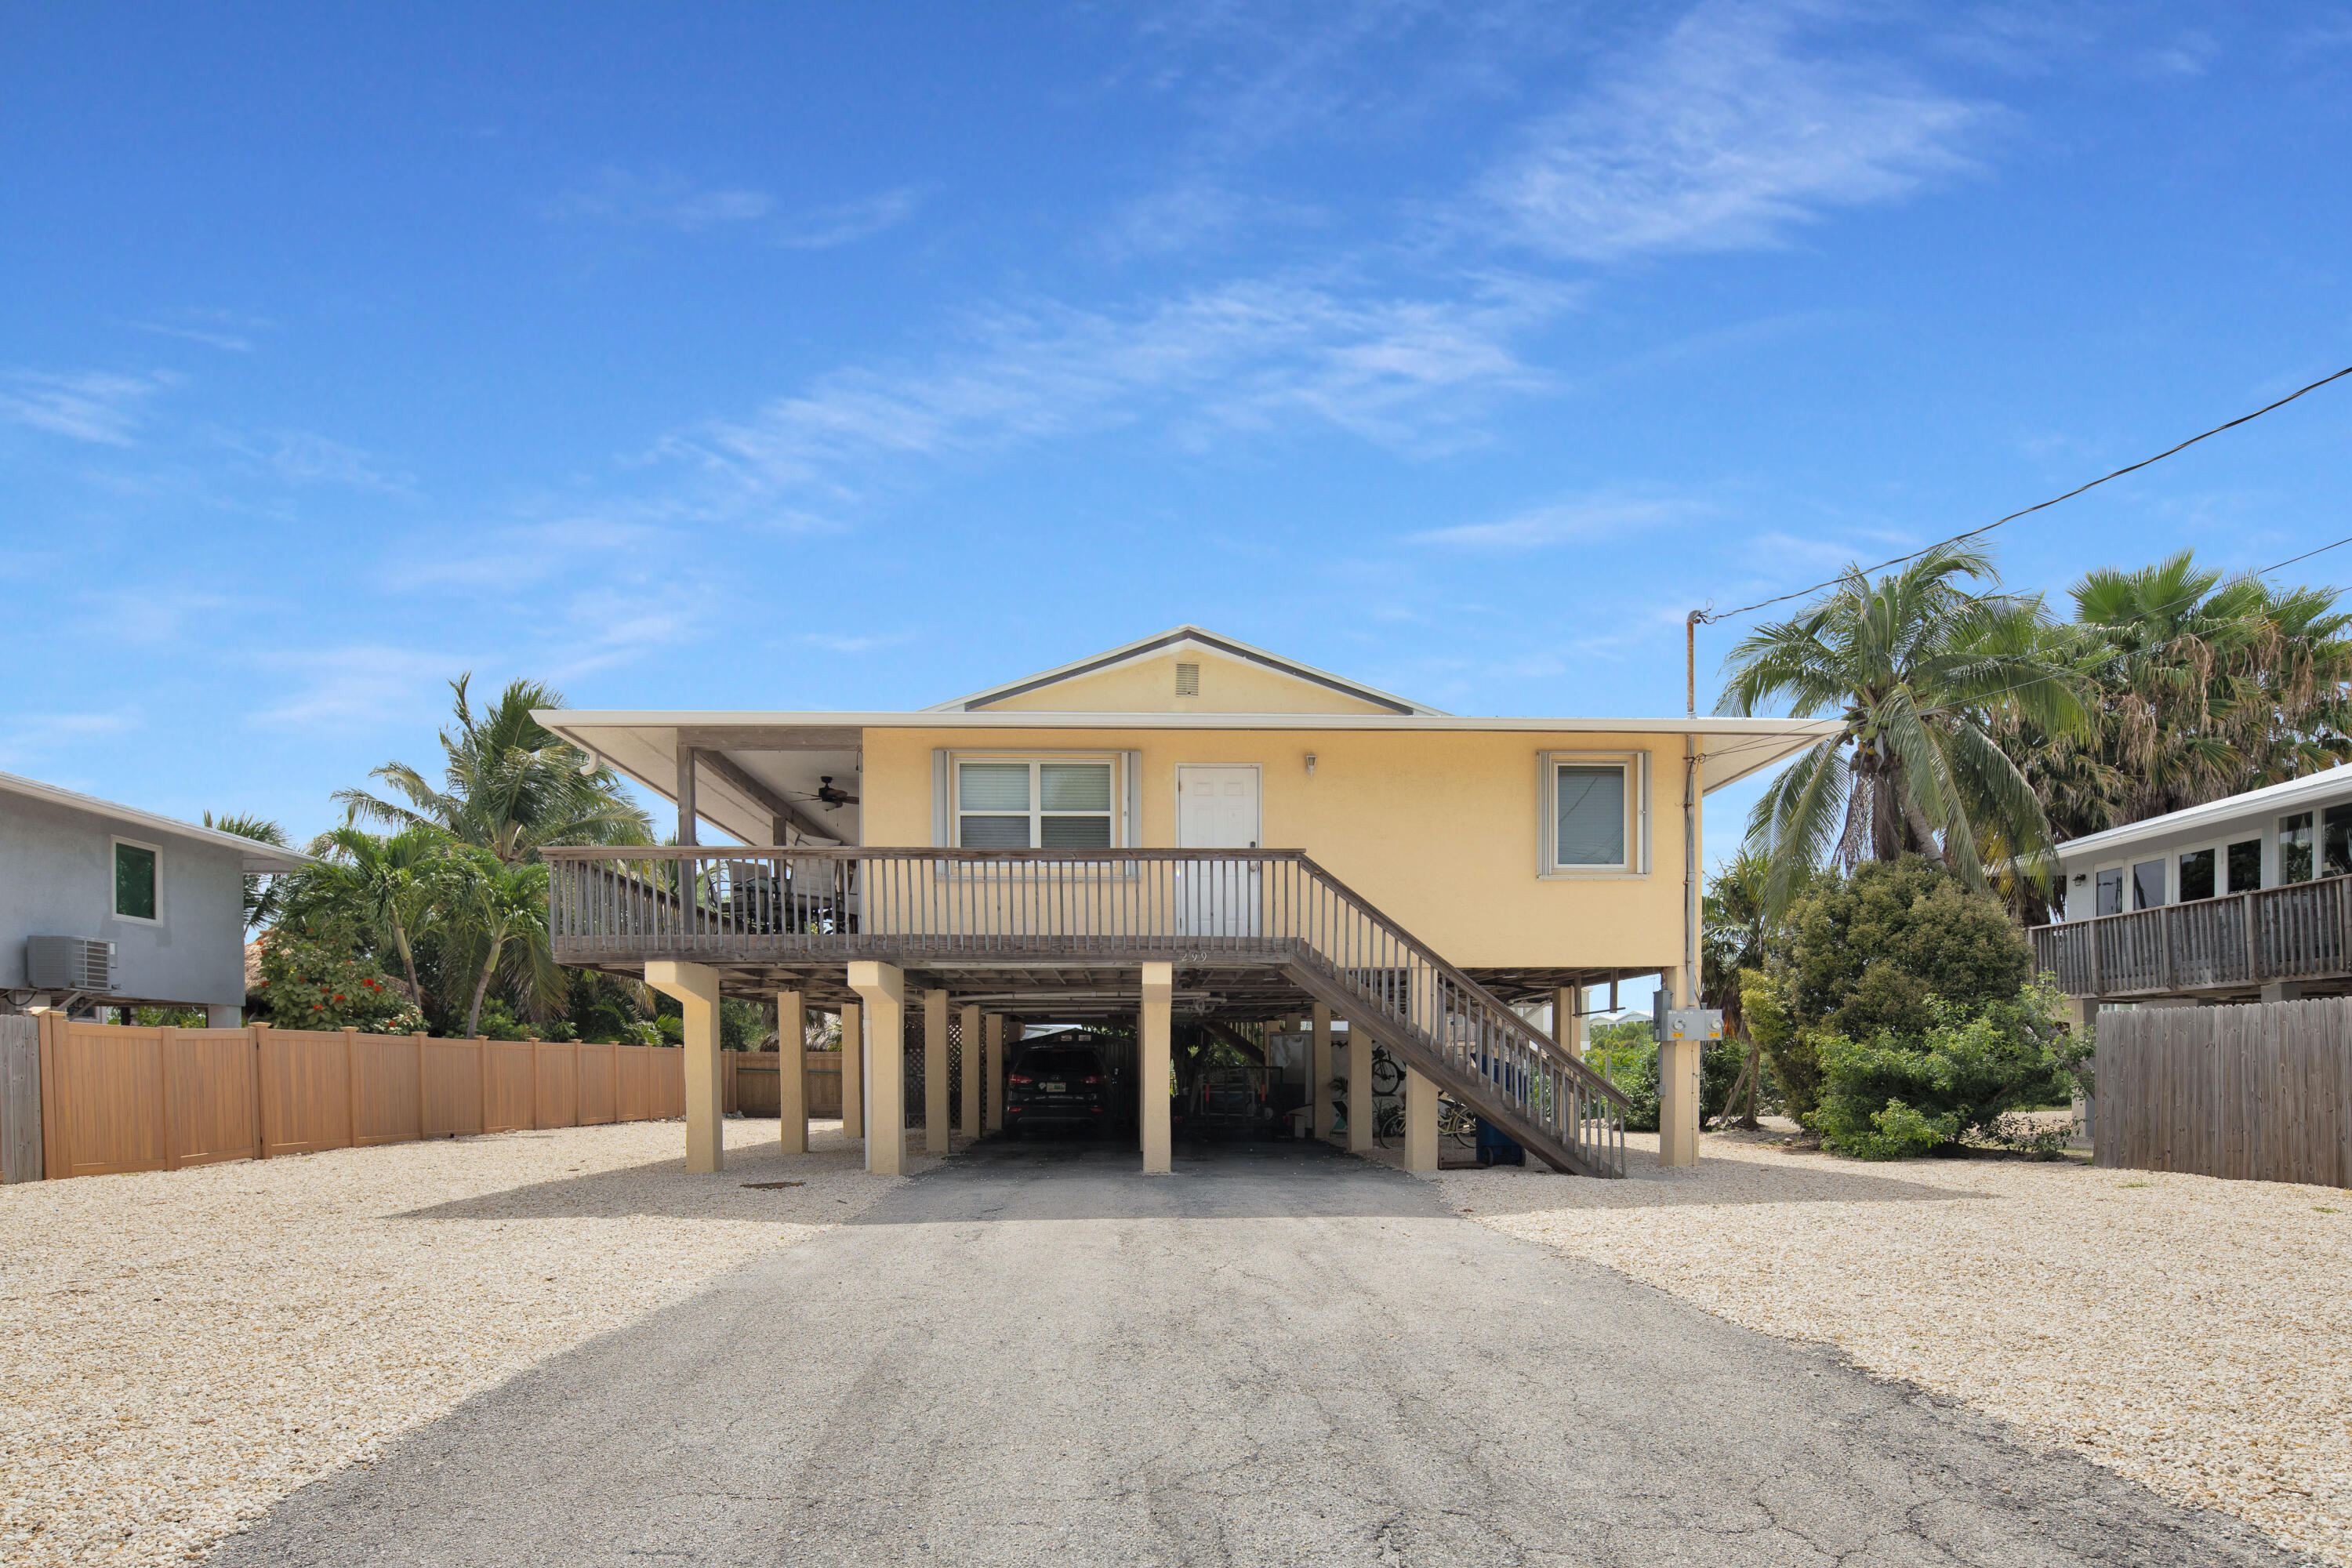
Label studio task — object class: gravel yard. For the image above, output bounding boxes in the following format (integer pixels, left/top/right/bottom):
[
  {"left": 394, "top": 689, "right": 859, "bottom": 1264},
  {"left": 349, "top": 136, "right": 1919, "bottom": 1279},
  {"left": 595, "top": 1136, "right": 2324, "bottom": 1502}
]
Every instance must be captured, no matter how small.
[
  {"left": 0, "top": 1118, "right": 909, "bottom": 1567},
  {"left": 1439, "top": 1131, "right": 2352, "bottom": 1565}
]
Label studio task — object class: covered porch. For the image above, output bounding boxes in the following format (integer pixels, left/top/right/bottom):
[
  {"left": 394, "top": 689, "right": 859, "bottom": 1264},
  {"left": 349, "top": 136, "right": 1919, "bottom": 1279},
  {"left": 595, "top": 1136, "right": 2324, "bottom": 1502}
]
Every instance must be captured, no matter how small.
[{"left": 545, "top": 846, "right": 1642, "bottom": 1180}]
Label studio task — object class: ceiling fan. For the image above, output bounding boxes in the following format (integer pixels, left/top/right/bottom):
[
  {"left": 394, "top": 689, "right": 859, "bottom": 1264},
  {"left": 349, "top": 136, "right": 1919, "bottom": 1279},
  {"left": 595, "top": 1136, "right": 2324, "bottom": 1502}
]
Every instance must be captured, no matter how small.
[{"left": 815, "top": 775, "right": 861, "bottom": 809}]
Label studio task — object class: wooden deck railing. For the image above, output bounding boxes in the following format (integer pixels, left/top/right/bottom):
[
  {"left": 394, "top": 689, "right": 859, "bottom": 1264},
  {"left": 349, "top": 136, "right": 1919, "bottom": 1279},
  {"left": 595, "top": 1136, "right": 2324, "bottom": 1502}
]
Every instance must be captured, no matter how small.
[
  {"left": 2032, "top": 873, "right": 2352, "bottom": 997},
  {"left": 543, "top": 847, "right": 1630, "bottom": 1176}
]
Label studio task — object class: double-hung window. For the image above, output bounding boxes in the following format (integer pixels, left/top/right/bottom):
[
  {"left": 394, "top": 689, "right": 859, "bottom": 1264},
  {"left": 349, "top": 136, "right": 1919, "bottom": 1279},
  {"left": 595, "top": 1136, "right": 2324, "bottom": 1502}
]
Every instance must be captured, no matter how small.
[
  {"left": 953, "top": 757, "right": 1117, "bottom": 849},
  {"left": 1541, "top": 752, "right": 1644, "bottom": 875}
]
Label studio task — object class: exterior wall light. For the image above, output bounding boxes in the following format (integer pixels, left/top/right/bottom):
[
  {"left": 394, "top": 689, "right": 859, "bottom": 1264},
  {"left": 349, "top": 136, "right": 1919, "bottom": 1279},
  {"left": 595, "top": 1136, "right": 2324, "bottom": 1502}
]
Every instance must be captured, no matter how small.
[{"left": 1305, "top": 753, "right": 1317, "bottom": 776}]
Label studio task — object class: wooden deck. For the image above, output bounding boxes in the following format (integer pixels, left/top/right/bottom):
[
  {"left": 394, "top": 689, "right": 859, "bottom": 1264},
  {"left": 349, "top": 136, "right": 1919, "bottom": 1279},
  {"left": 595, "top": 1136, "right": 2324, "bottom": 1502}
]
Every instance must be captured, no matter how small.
[
  {"left": 543, "top": 846, "right": 1634, "bottom": 1177},
  {"left": 2033, "top": 873, "right": 2352, "bottom": 999}
]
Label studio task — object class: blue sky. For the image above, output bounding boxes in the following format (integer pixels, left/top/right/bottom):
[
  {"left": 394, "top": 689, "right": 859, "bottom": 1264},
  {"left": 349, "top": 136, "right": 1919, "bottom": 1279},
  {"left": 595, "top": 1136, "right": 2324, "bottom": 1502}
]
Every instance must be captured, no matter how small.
[{"left": 5, "top": 2, "right": 2351, "bottom": 852}]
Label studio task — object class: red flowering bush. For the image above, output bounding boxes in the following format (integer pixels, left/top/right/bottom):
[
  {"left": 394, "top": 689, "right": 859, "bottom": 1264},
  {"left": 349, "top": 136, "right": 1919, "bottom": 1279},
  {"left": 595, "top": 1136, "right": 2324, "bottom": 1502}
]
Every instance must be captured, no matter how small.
[{"left": 253, "top": 916, "right": 424, "bottom": 1033}]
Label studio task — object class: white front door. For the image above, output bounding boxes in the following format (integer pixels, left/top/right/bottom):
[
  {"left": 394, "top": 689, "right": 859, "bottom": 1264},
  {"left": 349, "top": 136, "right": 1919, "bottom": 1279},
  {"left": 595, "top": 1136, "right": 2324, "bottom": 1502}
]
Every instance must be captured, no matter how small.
[
  {"left": 1178, "top": 765, "right": 1261, "bottom": 849},
  {"left": 1177, "top": 766, "right": 1261, "bottom": 938}
]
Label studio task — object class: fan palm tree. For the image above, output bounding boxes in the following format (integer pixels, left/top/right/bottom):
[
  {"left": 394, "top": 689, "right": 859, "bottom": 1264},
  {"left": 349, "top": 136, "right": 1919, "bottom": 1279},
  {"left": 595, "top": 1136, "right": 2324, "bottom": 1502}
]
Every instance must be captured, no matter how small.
[
  {"left": 1719, "top": 544, "right": 2086, "bottom": 916},
  {"left": 335, "top": 674, "right": 652, "bottom": 862},
  {"left": 2045, "top": 553, "right": 2352, "bottom": 826},
  {"left": 203, "top": 811, "right": 292, "bottom": 930}
]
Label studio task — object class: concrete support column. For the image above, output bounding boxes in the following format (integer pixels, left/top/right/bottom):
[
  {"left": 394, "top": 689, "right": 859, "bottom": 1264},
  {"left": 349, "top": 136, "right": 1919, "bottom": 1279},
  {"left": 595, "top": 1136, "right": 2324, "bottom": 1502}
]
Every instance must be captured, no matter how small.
[
  {"left": 1310, "top": 1004, "right": 1334, "bottom": 1140},
  {"left": 959, "top": 1003, "right": 980, "bottom": 1142},
  {"left": 839, "top": 1003, "right": 864, "bottom": 1139},
  {"left": 1140, "top": 964, "right": 1173, "bottom": 1174},
  {"left": 924, "top": 989, "right": 950, "bottom": 1155},
  {"left": 1552, "top": 986, "right": 1584, "bottom": 1062},
  {"left": 984, "top": 1014, "right": 1005, "bottom": 1131},
  {"left": 1657, "top": 966, "right": 1700, "bottom": 1169},
  {"left": 2263, "top": 981, "right": 2303, "bottom": 1004},
  {"left": 1346, "top": 1036, "right": 1373, "bottom": 1153},
  {"left": 1403, "top": 1065, "right": 1439, "bottom": 1174},
  {"left": 645, "top": 960, "right": 724, "bottom": 1174},
  {"left": 777, "top": 989, "right": 807, "bottom": 1155},
  {"left": 846, "top": 965, "right": 904, "bottom": 1174}
]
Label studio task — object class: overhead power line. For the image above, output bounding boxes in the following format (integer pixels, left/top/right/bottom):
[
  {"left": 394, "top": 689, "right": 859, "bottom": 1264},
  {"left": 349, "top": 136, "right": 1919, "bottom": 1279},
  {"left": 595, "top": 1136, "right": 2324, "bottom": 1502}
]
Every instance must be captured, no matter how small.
[
  {"left": 1693, "top": 362, "right": 2352, "bottom": 630},
  {"left": 1693, "top": 523, "right": 2352, "bottom": 776}
]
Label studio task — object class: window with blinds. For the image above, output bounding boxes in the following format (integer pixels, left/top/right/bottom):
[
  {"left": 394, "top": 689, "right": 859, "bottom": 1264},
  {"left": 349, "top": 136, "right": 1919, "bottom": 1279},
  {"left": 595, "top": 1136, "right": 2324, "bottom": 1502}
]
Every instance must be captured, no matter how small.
[
  {"left": 1541, "top": 753, "right": 1640, "bottom": 873},
  {"left": 955, "top": 758, "right": 1116, "bottom": 848}
]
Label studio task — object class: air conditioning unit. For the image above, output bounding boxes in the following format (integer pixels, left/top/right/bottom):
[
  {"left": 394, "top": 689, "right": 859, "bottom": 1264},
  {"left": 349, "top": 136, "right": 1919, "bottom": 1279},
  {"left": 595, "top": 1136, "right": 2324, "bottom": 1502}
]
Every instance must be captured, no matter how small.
[{"left": 27, "top": 935, "right": 115, "bottom": 994}]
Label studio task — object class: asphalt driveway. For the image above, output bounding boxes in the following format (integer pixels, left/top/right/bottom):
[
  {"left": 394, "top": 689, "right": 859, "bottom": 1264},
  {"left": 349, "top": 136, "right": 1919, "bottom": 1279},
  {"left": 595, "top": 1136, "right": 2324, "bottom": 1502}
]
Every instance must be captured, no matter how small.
[{"left": 209, "top": 1138, "right": 2307, "bottom": 1567}]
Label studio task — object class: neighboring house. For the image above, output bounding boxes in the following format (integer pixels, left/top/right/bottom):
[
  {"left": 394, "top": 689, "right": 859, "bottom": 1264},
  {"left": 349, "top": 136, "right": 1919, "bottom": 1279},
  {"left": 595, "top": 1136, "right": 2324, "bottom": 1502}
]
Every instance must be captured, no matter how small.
[
  {"left": 0, "top": 771, "right": 313, "bottom": 1023},
  {"left": 2034, "top": 763, "right": 2352, "bottom": 1014},
  {"left": 532, "top": 627, "right": 1834, "bottom": 1178}
]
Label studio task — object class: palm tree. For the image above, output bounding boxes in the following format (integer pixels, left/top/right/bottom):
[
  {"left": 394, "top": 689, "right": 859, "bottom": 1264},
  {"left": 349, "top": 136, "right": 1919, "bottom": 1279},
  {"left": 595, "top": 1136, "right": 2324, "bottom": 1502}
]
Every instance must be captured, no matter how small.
[
  {"left": 445, "top": 854, "right": 563, "bottom": 1039},
  {"left": 1700, "top": 848, "right": 1812, "bottom": 1127},
  {"left": 2046, "top": 553, "right": 2352, "bottom": 827},
  {"left": 335, "top": 674, "right": 652, "bottom": 862},
  {"left": 1719, "top": 544, "right": 2086, "bottom": 915},
  {"left": 203, "top": 811, "right": 292, "bottom": 930},
  {"left": 307, "top": 825, "right": 453, "bottom": 1008}
]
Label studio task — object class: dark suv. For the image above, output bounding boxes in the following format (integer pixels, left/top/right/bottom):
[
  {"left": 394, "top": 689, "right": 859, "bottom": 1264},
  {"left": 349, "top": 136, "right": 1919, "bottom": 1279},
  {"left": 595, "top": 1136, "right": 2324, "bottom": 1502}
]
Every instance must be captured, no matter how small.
[{"left": 1004, "top": 1044, "right": 1111, "bottom": 1139}]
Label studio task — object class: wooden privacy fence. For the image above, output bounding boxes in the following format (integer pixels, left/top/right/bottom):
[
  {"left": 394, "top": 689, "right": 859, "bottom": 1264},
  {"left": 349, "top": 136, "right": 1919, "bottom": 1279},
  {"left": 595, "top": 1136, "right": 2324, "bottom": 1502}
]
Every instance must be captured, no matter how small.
[
  {"left": 724, "top": 1052, "right": 843, "bottom": 1119},
  {"left": 33, "top": 1015, "right": 687, "bottom": 1181},
  {"left": 2096, "top": 999, "right": 2352, "bottom": 1187}
]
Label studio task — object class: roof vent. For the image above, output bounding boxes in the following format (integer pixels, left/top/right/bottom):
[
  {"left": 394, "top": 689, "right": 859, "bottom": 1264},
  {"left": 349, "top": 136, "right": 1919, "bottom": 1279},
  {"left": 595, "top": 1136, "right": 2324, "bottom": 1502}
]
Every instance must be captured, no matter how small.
[
  {"left": 27, "top": 936, "right": 114, "bottom": 994},
  {"left": 1174, "top": 662, "right": 1200, "bottom": 697}
]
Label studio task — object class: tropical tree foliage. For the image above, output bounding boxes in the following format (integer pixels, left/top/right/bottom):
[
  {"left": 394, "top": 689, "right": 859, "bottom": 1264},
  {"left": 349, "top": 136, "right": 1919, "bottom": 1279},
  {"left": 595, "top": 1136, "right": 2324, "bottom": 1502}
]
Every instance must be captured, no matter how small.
[
  {"left": 1718, "top": 545, "right": 2086, "bottom": 916},
  {"left": 204, "top": 810, "right": 292, "bottom": 930},
  {"left": 2002, "top": 551, "right": 2352, "bottom": 844},
  {"left": 335, "top": 673, "right": 651, "bottom": 862}
]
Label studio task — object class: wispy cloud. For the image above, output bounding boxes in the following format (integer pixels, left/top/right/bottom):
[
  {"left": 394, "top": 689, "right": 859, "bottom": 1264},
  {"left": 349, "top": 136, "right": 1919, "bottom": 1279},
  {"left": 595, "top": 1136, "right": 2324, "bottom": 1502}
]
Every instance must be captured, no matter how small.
[
  {"left": 0, "top": 709, "right": 140, "bottom": 770},
  {"left": 0, "top": 368, "right": 180, "bottom": 445},
  {"left": 216, "top": 429, "right": 412, "bottom": 492},
  {"left": 1409, "top": 490, "right": 1716, "bottom": 550},
  {"left": 660, "top": 270, "right": 1567, "bottom": 516},
  {"left": 776, "top": 186, "right": 928, "bottom": 249},
  {"left": 542, "top": 168, "right": 776, "bottom": 230},
  {"left": 125, "top": 321, "right": 255, "bottom": 353},
  {"left": 1478, "top": 1, "right": 1987, "bottom": 261},
  {"left": 543, "top": 169, "right": 925, "bottom": 248},
  {"left": 246, "top": 645, "right": 464, "bottom": 731}
]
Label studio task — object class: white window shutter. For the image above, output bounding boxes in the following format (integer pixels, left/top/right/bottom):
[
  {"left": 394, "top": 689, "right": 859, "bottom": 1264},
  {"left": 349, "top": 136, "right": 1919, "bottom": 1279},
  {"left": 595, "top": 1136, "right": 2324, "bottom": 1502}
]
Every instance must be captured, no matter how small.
[{"left": 931, "top": 750, "right": 949, "bottom": 847}]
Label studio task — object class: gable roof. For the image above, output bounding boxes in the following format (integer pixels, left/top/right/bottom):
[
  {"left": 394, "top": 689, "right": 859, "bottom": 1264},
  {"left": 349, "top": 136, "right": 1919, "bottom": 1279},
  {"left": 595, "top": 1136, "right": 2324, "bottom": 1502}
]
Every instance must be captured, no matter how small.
[
  {"left": 0, "top": 771, "right": 317, "bottom": 873},
  {"left": 924, "top": 626, "right": 1448, "bottom": 717}
]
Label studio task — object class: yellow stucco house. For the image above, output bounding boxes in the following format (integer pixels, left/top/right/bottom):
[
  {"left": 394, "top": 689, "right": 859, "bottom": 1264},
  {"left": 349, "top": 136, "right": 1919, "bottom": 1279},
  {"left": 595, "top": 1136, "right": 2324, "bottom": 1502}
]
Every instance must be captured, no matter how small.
[{"left": 535, "top": 628, "right": 1831, "bottom": 1181}]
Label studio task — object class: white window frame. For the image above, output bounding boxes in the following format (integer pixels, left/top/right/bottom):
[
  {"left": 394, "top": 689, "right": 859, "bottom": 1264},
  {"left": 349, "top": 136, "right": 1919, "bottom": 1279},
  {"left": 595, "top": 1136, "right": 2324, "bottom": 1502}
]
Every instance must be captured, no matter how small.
[
  {"left": 947, "top": 752, "right": 1127, "bottom": 851},
  {"left": 1538, "top": 750, "right": 1648, "bottom": 879},
  {"left": 110, "top": 834, "right": 163, "bottom": 927}
]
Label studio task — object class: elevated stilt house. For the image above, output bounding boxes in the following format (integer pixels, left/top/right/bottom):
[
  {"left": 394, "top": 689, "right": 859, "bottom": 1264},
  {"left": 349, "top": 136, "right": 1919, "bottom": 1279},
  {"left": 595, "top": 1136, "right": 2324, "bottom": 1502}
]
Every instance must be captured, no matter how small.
[{"left": 534, "top": 629, "right": 1832, "bottom": 1178}]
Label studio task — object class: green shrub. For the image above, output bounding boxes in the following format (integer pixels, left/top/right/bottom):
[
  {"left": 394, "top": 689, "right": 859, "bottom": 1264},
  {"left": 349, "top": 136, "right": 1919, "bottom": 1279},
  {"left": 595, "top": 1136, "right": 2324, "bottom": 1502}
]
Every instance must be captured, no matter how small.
[
  {"left": 252, "top": 916, "right": 425, "bottom": 1033},
  {"left": 1782, "top": 858, "right": 2032, "bottom": 1044},
  {"left": 1586, "top": 1024, "right": 1743, "bottom": 1133},
  {"left": 1813, "top": 985, "right": 2073, "bottom": 1159},
  {"left": 1831, "top": 1100, "right": 1954, "bottom": 1160}
]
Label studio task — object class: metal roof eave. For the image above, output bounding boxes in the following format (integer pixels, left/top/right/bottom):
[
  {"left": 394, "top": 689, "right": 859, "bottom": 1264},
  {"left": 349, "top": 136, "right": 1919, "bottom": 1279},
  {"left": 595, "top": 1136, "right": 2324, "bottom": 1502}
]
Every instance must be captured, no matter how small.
[
  {"left": 2055, "top": 761, "right": 2352, "bottom": 862},
  {"left": 535, "top": 710, "right": 1842, "bottom": 804},
  {"left": 0, "top": 771, "right": 321, "bottom": 873}
]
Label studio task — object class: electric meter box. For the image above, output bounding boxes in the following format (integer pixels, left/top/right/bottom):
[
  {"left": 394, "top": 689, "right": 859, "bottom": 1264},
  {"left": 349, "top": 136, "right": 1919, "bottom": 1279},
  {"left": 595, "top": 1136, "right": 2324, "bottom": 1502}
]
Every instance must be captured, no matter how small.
[{"left": 1649, "top": 990, "right": 1725, "bottom": 1043}]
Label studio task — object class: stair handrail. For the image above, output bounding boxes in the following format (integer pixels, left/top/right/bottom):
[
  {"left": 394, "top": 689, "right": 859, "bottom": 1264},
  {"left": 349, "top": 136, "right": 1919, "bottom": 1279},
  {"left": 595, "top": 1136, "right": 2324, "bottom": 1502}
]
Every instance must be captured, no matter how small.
[{"left": 1288, "top": 854, "right": 1633, "bottom": 1111}]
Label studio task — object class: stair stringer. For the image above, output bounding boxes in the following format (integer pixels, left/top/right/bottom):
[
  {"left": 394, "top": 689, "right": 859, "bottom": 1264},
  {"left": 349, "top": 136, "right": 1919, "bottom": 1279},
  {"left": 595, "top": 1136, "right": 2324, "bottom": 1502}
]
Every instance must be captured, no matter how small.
[{"left": 1282, "top": 956, "right": 1621, "bottom": 1178}]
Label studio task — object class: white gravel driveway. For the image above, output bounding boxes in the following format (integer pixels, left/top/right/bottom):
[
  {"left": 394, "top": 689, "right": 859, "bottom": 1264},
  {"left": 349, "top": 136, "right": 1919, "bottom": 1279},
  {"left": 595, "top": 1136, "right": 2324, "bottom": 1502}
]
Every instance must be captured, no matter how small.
[
  {"left": 1, "top": 1118, "right": 909, "bottom": 1567},
  {"left": 1440, "top": 1130, "right": 2352, "bottom": 1565}
]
